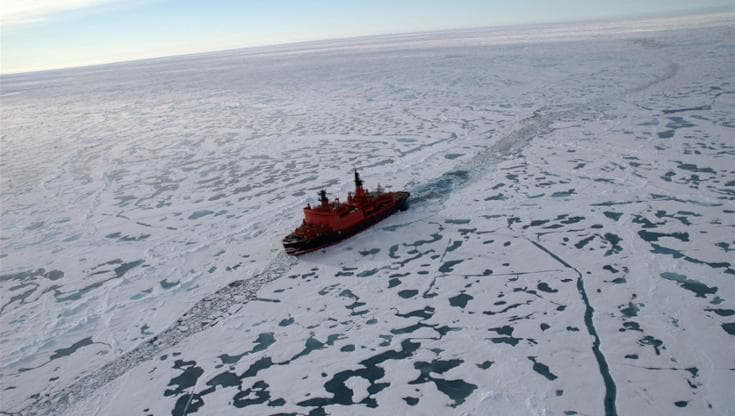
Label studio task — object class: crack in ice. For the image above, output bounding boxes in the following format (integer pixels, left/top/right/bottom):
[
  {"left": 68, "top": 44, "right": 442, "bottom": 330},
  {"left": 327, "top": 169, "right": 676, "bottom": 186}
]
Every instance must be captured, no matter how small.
[{"left": 528, "top": 238, "right": 618, "bottom": 416}]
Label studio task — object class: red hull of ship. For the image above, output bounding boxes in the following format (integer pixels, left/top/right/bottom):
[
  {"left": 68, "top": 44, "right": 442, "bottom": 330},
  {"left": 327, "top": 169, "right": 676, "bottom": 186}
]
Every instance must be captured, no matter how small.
[{"left": 282, "top": 171, "right": 409, "bottom": 255}]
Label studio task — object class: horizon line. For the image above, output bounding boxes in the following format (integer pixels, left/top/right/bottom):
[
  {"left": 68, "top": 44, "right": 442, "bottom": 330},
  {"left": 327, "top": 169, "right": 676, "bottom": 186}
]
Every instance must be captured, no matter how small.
[{"left": 2, "top": 6, "right": 733, "bottom": 77}]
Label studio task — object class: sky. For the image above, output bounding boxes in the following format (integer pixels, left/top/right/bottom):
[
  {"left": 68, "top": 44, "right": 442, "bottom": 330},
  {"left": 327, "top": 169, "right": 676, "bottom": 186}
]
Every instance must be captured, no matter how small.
[{"left": 1, "top": 0, "right": 734, "bottom": 74}]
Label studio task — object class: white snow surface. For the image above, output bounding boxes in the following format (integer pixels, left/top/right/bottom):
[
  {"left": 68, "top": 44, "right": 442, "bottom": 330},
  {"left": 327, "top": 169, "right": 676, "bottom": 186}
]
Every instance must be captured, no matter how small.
[{"left": 1, "top": 12, "right": 734, "bottom": 416}]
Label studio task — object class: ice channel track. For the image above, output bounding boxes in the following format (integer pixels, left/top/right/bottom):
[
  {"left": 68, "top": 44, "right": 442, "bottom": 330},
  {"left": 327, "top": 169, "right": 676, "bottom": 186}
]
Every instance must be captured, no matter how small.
[
  {"left": 13, "top": 39, "right": 678, "bottom": 416},
  {"left": 10, "top": 254, "right": 297, "bottom": 416},
  {"left": 10, "top": 107, "right": 569, "bottom": 416}
]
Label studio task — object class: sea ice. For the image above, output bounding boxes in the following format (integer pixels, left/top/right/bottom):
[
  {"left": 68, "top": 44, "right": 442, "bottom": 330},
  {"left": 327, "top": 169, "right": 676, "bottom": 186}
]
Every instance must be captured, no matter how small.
[{"left": 1, "top": 11, "right": 734, "bottom": 416}]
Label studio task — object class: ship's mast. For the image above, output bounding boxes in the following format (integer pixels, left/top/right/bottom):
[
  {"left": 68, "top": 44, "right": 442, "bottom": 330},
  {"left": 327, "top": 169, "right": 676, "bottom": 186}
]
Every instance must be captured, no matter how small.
[
  {"left": 318, "top": 190, "right": 329, "bottom": 207},
  {"left": 354, "top": 169, "right": 366, "bottom": 199}
]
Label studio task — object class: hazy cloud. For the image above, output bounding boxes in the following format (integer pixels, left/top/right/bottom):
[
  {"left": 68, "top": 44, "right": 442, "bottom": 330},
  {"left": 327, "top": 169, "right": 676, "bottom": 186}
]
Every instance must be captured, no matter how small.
[{"left": 0, "top": 0, "right": 116, "bottom": 25}]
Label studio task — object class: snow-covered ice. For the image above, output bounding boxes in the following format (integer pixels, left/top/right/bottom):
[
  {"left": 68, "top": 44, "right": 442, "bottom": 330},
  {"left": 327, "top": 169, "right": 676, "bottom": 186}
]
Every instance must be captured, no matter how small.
[{"left": 1, "top": 12, "right": 734, "bottom": 416}]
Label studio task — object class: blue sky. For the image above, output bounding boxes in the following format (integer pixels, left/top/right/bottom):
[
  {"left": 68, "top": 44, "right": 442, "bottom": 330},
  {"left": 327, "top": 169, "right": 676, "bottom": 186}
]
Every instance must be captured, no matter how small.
[{"left": 1, "top": 0, "right": 733, "bottom": 74}]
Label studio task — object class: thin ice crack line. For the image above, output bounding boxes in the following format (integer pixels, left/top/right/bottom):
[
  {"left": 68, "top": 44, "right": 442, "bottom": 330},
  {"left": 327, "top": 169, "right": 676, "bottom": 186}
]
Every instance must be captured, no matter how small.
[{"left": 526, "top": 238, "right": 618, "bottom": 416}]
